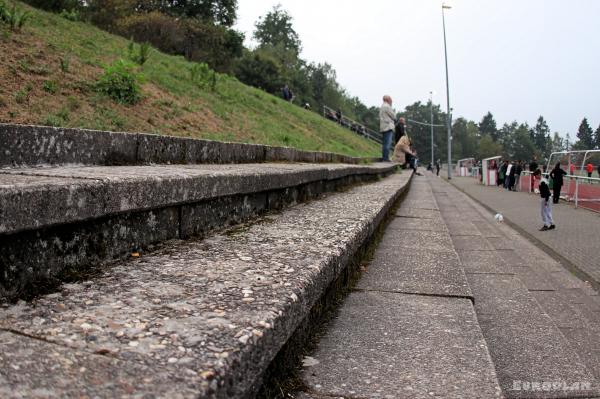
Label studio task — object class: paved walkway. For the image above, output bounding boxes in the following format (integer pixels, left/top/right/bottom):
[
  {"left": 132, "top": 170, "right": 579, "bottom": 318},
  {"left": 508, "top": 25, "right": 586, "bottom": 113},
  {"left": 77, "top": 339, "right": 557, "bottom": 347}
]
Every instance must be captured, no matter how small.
[
  {"left": 296, "top": 173, "right": 600, "bottom": 399},
  {"left": 449, "top": 176, "right": 600, "bottom": 286}
]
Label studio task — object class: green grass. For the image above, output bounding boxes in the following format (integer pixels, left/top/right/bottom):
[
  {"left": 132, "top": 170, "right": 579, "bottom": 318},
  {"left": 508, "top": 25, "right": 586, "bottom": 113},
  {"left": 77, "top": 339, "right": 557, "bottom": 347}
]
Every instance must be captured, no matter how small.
[{"left": 0, "top": 2, "right": 379, "bottom": 157}]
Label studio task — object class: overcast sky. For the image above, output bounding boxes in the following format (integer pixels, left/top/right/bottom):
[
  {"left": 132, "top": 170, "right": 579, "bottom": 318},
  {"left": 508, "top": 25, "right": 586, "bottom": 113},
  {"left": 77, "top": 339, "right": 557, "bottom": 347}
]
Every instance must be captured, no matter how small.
[{"left": 235, "top": 0, "right": 600, "bottom": 137}]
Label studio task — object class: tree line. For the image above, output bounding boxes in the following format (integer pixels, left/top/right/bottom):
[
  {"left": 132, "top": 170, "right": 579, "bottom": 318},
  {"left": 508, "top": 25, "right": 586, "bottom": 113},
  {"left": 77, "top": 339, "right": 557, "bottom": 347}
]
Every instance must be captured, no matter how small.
[{"left": 401, "top": 103, "right": 600, "bottom": 165}]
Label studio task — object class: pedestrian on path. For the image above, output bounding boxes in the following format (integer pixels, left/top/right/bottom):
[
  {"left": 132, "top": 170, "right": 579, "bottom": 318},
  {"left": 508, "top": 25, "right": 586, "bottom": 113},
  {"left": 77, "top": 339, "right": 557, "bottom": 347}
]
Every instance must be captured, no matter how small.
[
  {"left": 586, "top": 163, "right": 594, "bottom": 178},
  {"left": 435, "top": 159, "right": 441, "bottom": 176},
  {"left": 529, "top": 156, "right": 538, "bottom": 192},
  {"left": 515, "top": 160, "right": 523, "bottom": 191},
  {"left": 549, "top": 162, "right": 567, "bottom": 204},
  {"left": 379, "top": 95, "right": 395, "bottom": 162},
  {"left": 534, "top": 169, "right": 555, "bottom": 231}
]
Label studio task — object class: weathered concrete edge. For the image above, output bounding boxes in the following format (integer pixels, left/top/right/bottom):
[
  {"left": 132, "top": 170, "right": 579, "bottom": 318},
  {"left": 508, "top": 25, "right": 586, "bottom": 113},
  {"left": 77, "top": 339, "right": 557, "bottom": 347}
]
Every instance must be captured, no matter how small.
[
  {"left": 247, "top": 173, "right": 414, "bottom": 397},
  {"left": 445, "top": 178, "right": 600, "bottom": 294},
  {"left": 0, "top": 123, "right": 378, "bottom": 168},
  {"left": 0, "top": 173, "right": 412, "bottom": 398},
  {"left": 0, "top": 163, "right": 396, "bottom": 235}
]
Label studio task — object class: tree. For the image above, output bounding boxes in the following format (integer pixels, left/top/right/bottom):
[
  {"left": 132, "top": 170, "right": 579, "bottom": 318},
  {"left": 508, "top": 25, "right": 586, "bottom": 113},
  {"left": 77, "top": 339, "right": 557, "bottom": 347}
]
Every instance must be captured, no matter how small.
[
  {"left": 576, "top": 117, "right": 594, "bottom": 149},
  {"left": 476, "top": 134, "right": 503, "bottom": 160},
  {"left": 452, "top": 117, "right": 479, "bottom": 161},
  {"left": 532, "top": 116, "right": 551, "bottom": 156},
  {"left": 254, "top": 5, "right": 301, "bottom": 57},
  {"left": 234, "top": 50, "right": 283, "bottom": 93},
  {"left": 595, "top": 125, "right": 600, "bottom": 149},
  {"left": 551, "top": 132, "right": 565, "bottom": 153},
  {"left": 134, "top": 0, "right": 238, "bottom": 26},
  {"left": 479, "top": 112, "right": 498, "bottom": 141},
  {"left": 24, "top": 0, "right": 79, "bottom": 12},
  {"left": 507, "top": 124, "right": 536, "bottom": 161}
]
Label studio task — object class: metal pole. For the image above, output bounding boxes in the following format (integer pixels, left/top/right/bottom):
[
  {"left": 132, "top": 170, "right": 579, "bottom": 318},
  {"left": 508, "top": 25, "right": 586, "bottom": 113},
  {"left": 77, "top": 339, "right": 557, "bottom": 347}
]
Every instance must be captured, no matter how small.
[
  {"left": 442, "top": 5, "right": 452, "bottom": 180},
  {"left": 430, "top": 92, "right": 434, "bottom": 165}
]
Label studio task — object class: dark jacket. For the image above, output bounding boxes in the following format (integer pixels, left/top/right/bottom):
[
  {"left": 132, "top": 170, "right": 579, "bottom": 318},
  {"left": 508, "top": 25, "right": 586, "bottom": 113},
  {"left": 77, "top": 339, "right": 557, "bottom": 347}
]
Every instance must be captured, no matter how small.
[
  {"left": 515, "top": 164, "right": 522, "bottom": 175},
  {"left": 394, "top": 121, "right": 406, "bottom": 144},
  {"left": 539, "top": 179, "right": 551, "bottom": 201},
  {"left": 529, "top": 161, "right": 538, "bottom": 172},
  {"left": 550, "top": 167, "right": 567, "bottom": 186}
]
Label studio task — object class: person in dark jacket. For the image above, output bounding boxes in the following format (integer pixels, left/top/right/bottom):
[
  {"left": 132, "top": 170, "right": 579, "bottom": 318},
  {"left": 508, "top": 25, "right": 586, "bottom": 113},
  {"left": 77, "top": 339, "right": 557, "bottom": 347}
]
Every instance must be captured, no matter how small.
[
  {"left": 529, "top": 156, "right": 539, "bottom": 192},
  {"left": 534, "top": 169, "right": 555, "bottom": 231},
  {"left": 514, "top": 161, "right": 523, "bottom": 191},
  {"left": 549, "top": 162, "right": 567, "bottom": 204}
]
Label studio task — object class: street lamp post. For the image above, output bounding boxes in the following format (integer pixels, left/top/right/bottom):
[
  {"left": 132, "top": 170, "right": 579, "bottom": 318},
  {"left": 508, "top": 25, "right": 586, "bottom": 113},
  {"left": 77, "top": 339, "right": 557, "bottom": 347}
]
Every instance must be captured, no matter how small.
[
  {"left": 430, "top": 91, "right": 434, "bottom": 166},
  {"left": 442, "top": 3, "right": 452, "bottom": 179}
]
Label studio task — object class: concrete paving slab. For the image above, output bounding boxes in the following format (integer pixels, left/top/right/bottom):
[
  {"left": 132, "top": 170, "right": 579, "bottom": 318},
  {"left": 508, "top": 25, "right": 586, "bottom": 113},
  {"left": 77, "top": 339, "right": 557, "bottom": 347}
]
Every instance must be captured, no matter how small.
[
  {"left": 497, "top": 249, "right": 527, "bottom": 267},
  {"left": 386, "top": 216, "right": 448, "bottom": 232},
  {"left": 357, "top": 249, "right": 471, "bottom": 298},
  {"left": 549, "top": 270, "right": 588, "bottom": 290},
  {"left": 559, "top": 288, "right": 600, "bottom": 312},
  {"left": 377, "top": 229, "right": 455, "bottom": 253},
  {"left": 445, "top": 221, "right": 482, "bottom": 236},
  {"left": 0, "top": 331, "right": 201, "bottom": 398},
  {"left": 451, "top": 235, "right": 495, "bottom": 251},
  {"left": 399, "top": 199, "right": 438, "bottom": 210},
  {"left": 531, "top": 291, "right": 590, "bottom": 329},
  {"left": 300, "top": 291, "right": 502, "bottom": 399},
  {"left": 457, "top": 250, "right": 512, "bottom": 275},
  {"left": 472, "top": 220, "right": 504, "bottom": 238},
  {"left": 468, "top": 274, "right": 598, "bottom": 398},
  {"left": 509, "top": 266, "right": 556, "bottom": 291},
  {"left": 395, "top": 207, "right": 441, "bottom": 220}
]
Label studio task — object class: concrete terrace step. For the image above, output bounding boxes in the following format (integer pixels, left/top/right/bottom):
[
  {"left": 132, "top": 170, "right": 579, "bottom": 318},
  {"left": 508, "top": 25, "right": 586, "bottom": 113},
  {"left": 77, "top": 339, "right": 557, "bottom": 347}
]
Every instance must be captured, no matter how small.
[
  {"left": 0, "top": 123, "right": 374, "bottom": 168},
  {"left": 0, "top": 162, "right": 396, "bottom": 302},
  {"left": 0, "top": 172, "right": 411, "bottom": 398},
  {"left": 296, "top": 176, "right": 503, "bottom": 398},
  {"left": 431, "top": 176, "right": 600, "bottom": 398}
]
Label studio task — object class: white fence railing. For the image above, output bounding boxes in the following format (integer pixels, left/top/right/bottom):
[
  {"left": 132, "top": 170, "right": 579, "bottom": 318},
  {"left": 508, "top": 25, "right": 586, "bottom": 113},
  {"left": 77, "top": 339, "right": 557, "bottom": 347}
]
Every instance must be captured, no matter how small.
[{"left": 518, "top": 171, "right": 600, "bottom": 213}]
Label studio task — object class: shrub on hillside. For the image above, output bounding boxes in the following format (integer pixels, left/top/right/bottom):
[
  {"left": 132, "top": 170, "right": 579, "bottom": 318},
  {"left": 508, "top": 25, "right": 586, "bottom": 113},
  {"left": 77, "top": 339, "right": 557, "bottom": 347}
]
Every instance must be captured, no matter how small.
[
  {"left": 116, "top": 11, "right": 243, "bottom": 73},
  {"left": 234, "top": 50, "right": 283, "bottom": 94},
  {"left": 96, "top": 59, "right": 142, "bottom": 105},
  {"left": 1, "top": 1, "right": 30, "bottom": 31},
  {"left": 127, "top": 40, "right": 152, "bottom": 66}
]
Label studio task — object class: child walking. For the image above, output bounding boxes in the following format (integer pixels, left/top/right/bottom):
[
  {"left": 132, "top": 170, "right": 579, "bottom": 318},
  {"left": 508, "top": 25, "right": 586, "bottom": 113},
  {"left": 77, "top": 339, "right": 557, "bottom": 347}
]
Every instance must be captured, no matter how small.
[{"left": 534, "top": 169, "right": 555, "bottom": 231}]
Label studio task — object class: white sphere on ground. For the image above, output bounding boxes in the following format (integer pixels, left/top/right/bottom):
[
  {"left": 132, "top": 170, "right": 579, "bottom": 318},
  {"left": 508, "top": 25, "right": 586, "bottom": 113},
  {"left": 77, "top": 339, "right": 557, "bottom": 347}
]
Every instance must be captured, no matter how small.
[{"left": 494, "top": 213, "right": 504, "bottom": 223}]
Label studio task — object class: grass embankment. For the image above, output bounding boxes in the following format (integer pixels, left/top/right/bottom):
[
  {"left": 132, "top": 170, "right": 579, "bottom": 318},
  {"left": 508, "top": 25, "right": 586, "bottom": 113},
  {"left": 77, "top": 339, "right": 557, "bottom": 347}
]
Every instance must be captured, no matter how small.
[{"left": 0, "top": 2, "right": 379, "bottom": 157}]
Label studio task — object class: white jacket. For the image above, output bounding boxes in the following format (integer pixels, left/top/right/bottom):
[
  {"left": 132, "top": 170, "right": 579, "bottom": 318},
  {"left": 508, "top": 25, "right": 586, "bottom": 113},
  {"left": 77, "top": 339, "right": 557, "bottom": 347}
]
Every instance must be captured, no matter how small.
[{"left": 379, "top": 102, "right": 396, "bottom": 132}]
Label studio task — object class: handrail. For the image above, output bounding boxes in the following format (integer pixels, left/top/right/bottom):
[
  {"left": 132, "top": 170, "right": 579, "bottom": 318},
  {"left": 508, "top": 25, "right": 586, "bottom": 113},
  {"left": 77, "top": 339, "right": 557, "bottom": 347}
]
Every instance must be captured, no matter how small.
[{"left": 322, "top": 105, "right": 382, "bottom": 144}]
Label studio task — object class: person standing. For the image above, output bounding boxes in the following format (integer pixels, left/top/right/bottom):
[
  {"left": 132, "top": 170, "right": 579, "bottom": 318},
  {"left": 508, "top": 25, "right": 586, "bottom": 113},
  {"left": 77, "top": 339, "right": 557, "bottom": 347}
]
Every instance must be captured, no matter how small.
[
  {"left": 534, "top": 169, "right": 555, "bottom": 231},
  {"left": 435, "top": 159, "right": 441, "bottom": 176},
  {"left": 499, "top": 160, "right": 508, "bottom": 188},
  {"left": 586, "top": 163, "right": 594, "bottom": 178},
  {"left": 529, "top": 156, "right": 539, "bottom": 192},
  {"left": 395, "top": 117, "right": 406, "bottom": 144},
  {"left": 514, "top": 160, "right": 523, "bottom": 191},
  {"left": 508, "top": 160, "right": 516, "bottom": 191},
  {"left": 281, "top": 85, "right": 293, "bottom": 102},
  {"left": 549, "top": 162, "right": 567, "bottom": 204},
  {"left": 379, "top": 95, "right": 395, "bottom": 162}
]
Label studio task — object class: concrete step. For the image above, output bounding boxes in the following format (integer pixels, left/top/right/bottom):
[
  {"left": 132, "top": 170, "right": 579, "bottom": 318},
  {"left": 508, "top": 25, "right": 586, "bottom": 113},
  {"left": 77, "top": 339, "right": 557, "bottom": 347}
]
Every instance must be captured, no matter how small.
[
  {"left": 0, "top": 162, "right": 395, "bottom": 302},
  {"left": 0, "top": 123, "right": 373, "bottom": 167},
  {"left": 297, "top": 175, "right": 503, "bottom": 398},
  {"left": 0, "top": 172, "right": 411, "bottom": 398},
  {"left": 432, "top": 176, "right": 600, "bottom": 398}
]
